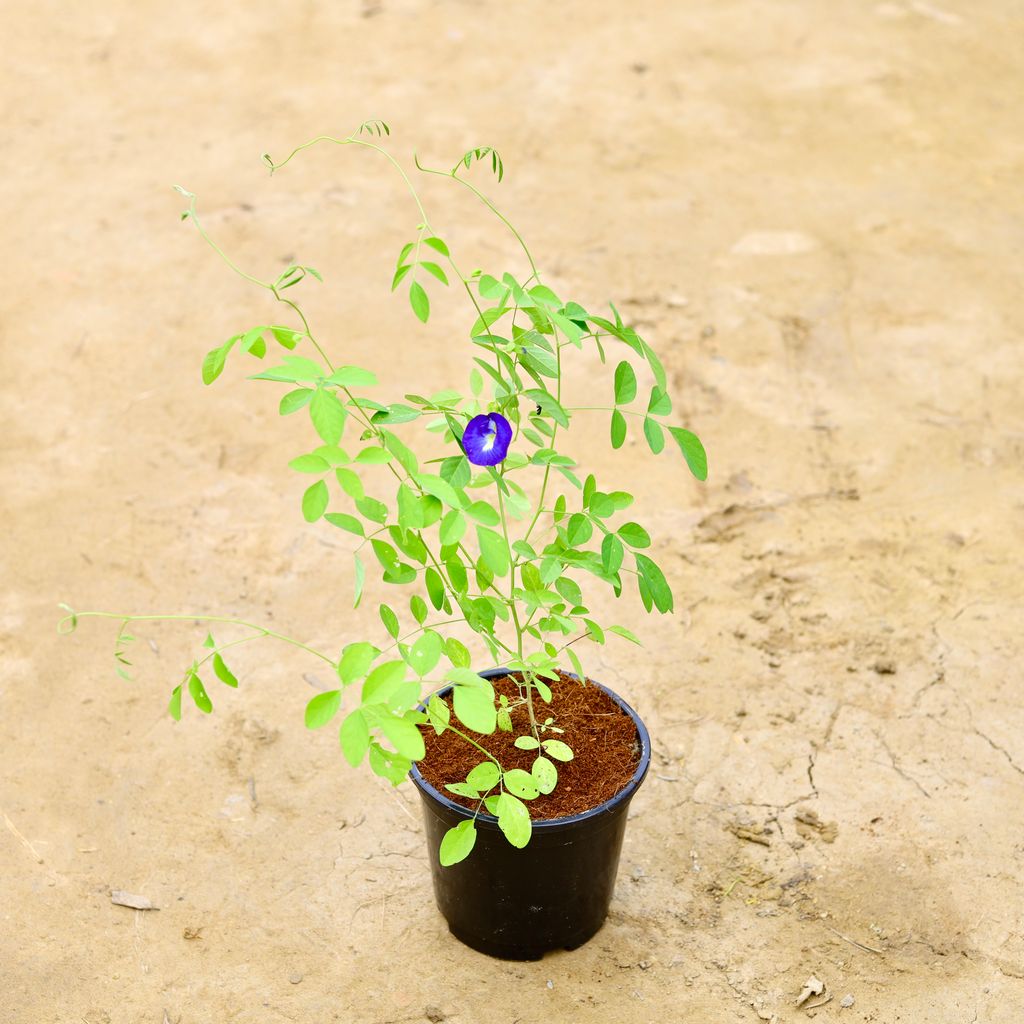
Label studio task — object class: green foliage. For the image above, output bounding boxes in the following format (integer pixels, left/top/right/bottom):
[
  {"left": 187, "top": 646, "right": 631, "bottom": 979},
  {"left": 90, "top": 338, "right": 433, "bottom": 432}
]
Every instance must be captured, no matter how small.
[{"left": 70, "top": 127, "right": 708, "bottom": 870}]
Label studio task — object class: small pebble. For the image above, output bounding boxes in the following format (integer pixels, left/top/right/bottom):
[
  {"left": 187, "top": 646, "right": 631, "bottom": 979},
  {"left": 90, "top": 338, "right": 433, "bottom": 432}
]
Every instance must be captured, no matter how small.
[
  {"left": 840, "top": 994, "right": 855, "bottom": 1008},
  {"left": 546, "top": 979, "right": 554, "bottom": 989},
  {"left": 873, "top": 658, "right": 897, "bottom": 675},
  {"left": 425, "top": 1007, "right": 446, "bottom": 1023},
  {"left": 289, "top": 972, "right": 303, "bottom": 985}
]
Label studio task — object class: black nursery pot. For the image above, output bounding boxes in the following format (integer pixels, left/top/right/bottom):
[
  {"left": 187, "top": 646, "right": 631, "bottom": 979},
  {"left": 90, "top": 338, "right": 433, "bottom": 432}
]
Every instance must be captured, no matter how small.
[{"left": 408, "top": 668, "right": 651, "bottom": 960}]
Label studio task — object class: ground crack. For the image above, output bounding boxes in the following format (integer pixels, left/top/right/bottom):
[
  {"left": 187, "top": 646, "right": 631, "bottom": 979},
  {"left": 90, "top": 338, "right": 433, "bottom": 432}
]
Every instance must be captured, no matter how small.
[
  {"left": 972, "top": 728, "right": 1024, "bottom": 778},
  {"left": 875, "top": 731, "right": 931, "bottom": 798}
]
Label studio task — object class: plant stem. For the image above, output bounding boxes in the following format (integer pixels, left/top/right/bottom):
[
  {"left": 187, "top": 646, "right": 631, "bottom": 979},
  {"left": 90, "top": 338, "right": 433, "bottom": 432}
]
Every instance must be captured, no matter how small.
[{"left": 62, "top": 611, "right": 337, "bottom": 665}]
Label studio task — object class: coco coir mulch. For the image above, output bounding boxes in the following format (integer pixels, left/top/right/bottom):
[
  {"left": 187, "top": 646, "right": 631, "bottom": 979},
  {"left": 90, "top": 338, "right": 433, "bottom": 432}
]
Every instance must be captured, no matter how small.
[{"left": 417, "top": 670, "right": 640, "bottom": 819}]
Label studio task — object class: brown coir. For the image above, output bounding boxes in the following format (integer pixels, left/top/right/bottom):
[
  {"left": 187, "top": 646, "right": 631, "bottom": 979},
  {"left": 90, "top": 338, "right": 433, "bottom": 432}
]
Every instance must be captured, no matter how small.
[{"left": 417, "top": 671, "right": 641, "bottom": 819}]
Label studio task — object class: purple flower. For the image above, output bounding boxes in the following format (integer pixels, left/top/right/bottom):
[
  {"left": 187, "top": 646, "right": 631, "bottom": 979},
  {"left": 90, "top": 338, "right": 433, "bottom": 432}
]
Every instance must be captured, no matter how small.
[{"left": 462, "top": 413, "right": 512, "bottom": 466}]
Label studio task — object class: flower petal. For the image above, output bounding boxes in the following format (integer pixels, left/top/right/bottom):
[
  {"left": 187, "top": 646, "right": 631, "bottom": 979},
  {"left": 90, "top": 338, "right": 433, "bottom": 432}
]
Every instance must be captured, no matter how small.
[{"left": 463, "top": 413, "right": 512, "bottom": 466}]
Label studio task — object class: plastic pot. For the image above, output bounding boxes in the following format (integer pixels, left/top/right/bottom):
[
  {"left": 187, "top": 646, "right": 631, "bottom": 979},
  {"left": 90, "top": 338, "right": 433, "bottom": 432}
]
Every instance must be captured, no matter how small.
[{"left": 408, "top": 668, "right": 651, "bottom": 960}]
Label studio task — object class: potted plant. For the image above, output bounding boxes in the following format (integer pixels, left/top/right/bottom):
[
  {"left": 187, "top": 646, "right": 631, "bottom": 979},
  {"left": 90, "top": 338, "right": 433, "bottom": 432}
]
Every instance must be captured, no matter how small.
[{"left": 59, "top": 121, "right": 707, "bottom": 960}]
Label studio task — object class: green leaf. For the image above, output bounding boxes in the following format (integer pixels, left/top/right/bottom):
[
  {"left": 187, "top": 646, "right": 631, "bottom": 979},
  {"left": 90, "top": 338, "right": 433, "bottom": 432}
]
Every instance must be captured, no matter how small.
[
  {"left": 376, "top": 713, "right": 425, "bottom": 760},
  {"left": 514, "top": 735, "right": 540, "bottom": 750},
  {"left": 415, "top": 472, "right": 463, "bottom": 508},
  {"left": 614, "top": 361, "right": 637, "bottom": 404},
  {"left": 187, "top": 671, "right": 212, "bottom": 714},
  {"left": 212, "top": 653, "right": 238, "bottom": 688},
  {"left": 667, "top": 426, "right": 708, "bottom": 481},
  {"left": 339, "top": 709, "right": 370, "bottom": 766},
  {"left": 310, "top": 389, "right": 347, "bottom": 445},
  {"left": 383, "top": 430, "right": 418, "bottom": 475},
  {"left": 368, "top": 743, "right": 411, "bottom": 785},
  {"left": 410, "top": 594, "right": 428, "bottom": 625},
  {"left": 202, "top": 342, "right": 232, "bottom": 385},
  {"left": 541, "top": 739, "right": 574, "bottom": 762},
  {"left": 409, "top": 280, "right": 430, "bottom": 323},
  {"left": 647, "top": 387, "right": 672, "bottom": 416},
  {"left": 250, "top": 355, "right": 325, "bottom": 383},
  {"left": 323, "top": 512, "right": 364, "bottom": 537},
  {"left": 464, "top": 501, "right": 500, "bottom": 527},
  {"left": 566, "top": 514, "right": 592, "bottom": 546},
  {"left": 635, "top": 552, "right": 673, "bottom": 613},
  {"left": 608, "top": 624, "right": 642, "bottom": 646},
  {"left": 524, "top": 388, "right": 570, "bottom": 428},
  {"left": 453, "top": 684, "right": 497, "bottom": 734},
  {"left": 466, "top": 760, "right": 500, "bottom": 790},
  {"left": 335, "top": 467, "right": 365, "bottom": 501},
  {"left": 356, "top": 496, "right": 388, "bottom": 524},
  {"left": 477, "top": 526, "right": 510, "bottom": 577},
  {"left": 420, "top": 262, "right": 449, "bottom": 286},
  {"left": 279, "top": 388, "right": 312, "bottom": 416},
  {"left": 391, "top": 263, "right": 412, "bottom": 292},
  {"left": 439, "top": 510, "right": 467, "bottom": 546},
  {"left": 643, "top": 416, "right": 665, "bottom": 454},
  {"left": 521, "top": 562, "right": 543, "bottom": 593},
  {"left": 532, "top": 755, "right": 558, "bottom": 795},
  {"left": 424, "top": 236, "right": 450, "bottom": 258},
  {"left": 496, "top": 793, "right": 532, "bottom": 848},
  {"left": 601, "top": 533, "right": 624, "bottom": 574},
  {"left": 372, "top": 539, "right": 399, "bottom": 571},
  {"left": 439, "top": 820, "right": 477, "bottom": 866},
  {"left": 427, "top": 693, "right": 450, "bottom": 734},
  {"left": 642, "top": 339, "right": 667, "bottom": 391},
  {"left": 270, "top": 326, "right": 302, "bottom": 349},
  {"left": 446, "top": 782, "right": 481, "bottom": 798},
  {"left": 362, "top": 660, "right": 407, "bottom": 704},
  {"left": 426, "top": 567, "right": 447, "bottom": 610},
  {"left": 618, "top": 522, "right": 651, "bottom": 548},
  {"left": 566, "top": 646, "right": 586, "bottom": 683},
  {"left": 445, "top": 637, "right": 471, "bottom": 669},
  {"left": 325, "top": 365, "right": 378, "bottom": 388},
  {"left": 354, "top": 447, "right": 392, "bottom": 465},
  {"left": 305, "top": 689, "right": 342, "bottom": 729},
  {"left": 302, "top": 479, "right": 329, "bottom": 522},
  {"left": 337, "top": 642, "right": 378, "bottom": 685},
  {"left": 408, "top": 631, "right": 442, "bottom": 677},
  {"left": 502, "top": 768, "right": 540, "bottom": 800},
  {"left": 379, "top": 604, "right": 400, "bottom": 639},
  {"left": 168, "top": 684, "right": 182, "bottom": 721},
  {"left": 374, "top": 403, "right": 421, "bottom": 425},
  {"left": 290, "top": 453, "right": 330, "bottom": 475},
  {"left": 353, "top": 551, "right": 365, "bottom": 608}
]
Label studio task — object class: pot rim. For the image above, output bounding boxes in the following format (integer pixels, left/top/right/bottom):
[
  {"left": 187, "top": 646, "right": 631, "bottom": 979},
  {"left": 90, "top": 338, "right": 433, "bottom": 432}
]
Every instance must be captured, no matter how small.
[{"left": 408, "top": 667, "right": 651, "bottom": 832}]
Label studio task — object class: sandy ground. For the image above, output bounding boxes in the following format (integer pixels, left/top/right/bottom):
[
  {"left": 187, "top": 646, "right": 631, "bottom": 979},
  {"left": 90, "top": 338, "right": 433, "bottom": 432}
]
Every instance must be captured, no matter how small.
[{"left": 2, "top": 1, "right": 1023, "bottom": 1021}]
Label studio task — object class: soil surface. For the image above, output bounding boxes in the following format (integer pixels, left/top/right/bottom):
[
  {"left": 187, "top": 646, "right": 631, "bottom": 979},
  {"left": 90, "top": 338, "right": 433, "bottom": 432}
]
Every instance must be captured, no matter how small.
[
  {"left": 3, "top": 2, "right": 1024, "bottom": 1022},
  {"left": 417, "top": 673, "right": 641, "bottom": 818}
]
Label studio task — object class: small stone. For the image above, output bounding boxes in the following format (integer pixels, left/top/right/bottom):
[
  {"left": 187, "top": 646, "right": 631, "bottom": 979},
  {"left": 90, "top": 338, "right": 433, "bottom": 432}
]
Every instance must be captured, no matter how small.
[
  {"left": 840, "top": 994, "right": 855, "bottom": 1008},
  {"left": 546, "top": 979, "right": 554, "bottom": 989},
  {"left": 288, "top": 972, "right": 303, "bottom": 985},
  {"left": 425, "top": 1007, "right": 446, "bottom": 1023},
  {"left": 110, "top": 890, "right": 157, "bottom": 911},
  {"left": 873, "top": 658, "right": 897, "bottom": 675}
]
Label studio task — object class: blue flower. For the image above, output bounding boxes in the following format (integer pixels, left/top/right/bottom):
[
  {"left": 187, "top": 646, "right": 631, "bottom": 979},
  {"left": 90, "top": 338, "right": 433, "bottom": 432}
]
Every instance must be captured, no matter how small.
[{"left": 462, "top": 412, "right": 512, "bottom": 466}]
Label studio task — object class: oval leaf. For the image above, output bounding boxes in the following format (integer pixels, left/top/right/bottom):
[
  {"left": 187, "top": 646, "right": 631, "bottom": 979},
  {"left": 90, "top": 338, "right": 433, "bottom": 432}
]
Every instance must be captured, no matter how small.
[
  {"left": 439, "top": 820, "right": 477, "bottom": 866},
  {"left": 305, "top": 689, "right": 342, "bottom": 729},
  {"left": 502, "top": 768, "right": 540, "bottom": 800},
  {"left": 541, "top": 739, "right": 574, "bottom": 762}
]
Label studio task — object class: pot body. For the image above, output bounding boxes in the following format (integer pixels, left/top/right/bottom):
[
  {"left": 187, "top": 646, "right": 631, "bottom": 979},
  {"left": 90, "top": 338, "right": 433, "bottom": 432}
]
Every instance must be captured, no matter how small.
[{"left": 409, "top": 669, "right": 651, "bottom": 960}]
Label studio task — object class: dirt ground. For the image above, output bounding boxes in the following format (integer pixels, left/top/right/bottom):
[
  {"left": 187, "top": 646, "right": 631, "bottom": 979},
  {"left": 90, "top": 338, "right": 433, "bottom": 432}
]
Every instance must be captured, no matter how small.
[{"left": 3, "top": 1, "right": 1023, "bottom": 1021}]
